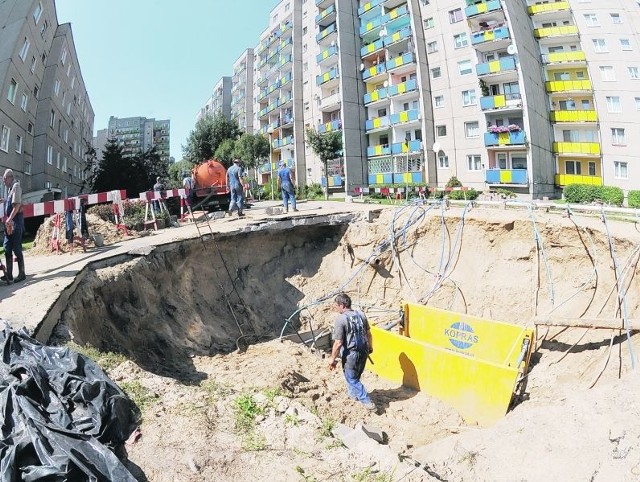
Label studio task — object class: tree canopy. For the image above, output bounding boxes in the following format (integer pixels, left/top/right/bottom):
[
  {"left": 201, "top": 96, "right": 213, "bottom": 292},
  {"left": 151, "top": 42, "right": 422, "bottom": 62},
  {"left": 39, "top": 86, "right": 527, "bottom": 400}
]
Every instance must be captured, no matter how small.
[
  {"left": 182, "top": 112, "right": 242, "bottom": 167},
  {"left": 305, "top": 129, "right": 343, "bottom": 199},
  {"left": 234, "top": 133, "right": 270, "bottom": 170}
]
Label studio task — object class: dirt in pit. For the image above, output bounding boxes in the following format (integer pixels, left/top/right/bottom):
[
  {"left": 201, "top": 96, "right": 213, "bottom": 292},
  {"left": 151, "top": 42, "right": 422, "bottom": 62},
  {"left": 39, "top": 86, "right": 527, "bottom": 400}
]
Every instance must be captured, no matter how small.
[{"left": 54, "top": 206, "right": 640, "bottom": 481}]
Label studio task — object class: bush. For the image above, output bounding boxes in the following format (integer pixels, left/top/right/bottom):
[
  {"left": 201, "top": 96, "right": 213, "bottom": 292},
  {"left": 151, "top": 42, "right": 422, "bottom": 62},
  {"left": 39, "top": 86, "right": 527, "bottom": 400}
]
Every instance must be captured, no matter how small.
[
  {"left": 564, "top": 184, "right": 623, "bottom": 206},
  {"left": 495, "top": 188, "right": 516, "bottom": 199},
  {"left": 446, "top": 176, "right": 462, "bottom": 188},
  {"left": 448, "top": 188, "right": 479, "bottom": 201},
  {"left": 300, "top": 183, "right": 324, "bottom": 200},
  {"left": 628, "top": 190, "right": 640, "bottom": 209}
]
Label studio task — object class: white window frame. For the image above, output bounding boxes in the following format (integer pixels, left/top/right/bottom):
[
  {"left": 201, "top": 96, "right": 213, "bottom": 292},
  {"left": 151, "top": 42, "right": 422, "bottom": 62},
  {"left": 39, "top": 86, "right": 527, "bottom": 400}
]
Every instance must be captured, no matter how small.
[
  {"left": 458, "top": 59, "right": 472, "bottom": 75},
  {"left": 424, "top": 17, "right": 434, "bottom": 29},
  {"left": 611, "top": 127, "right": 625, "bottom": 145},
  {"left": 427, "top": 41, "right": 438, "bottom": 53},
  {"left": 467, "top": 155, "right": 482, "bottom": 171},
  {"left": 606, "top": 96, "right": 622, "bottom": 112},
  {"left": 62, "top": 157, "right": 68, "bottom": 173},
  {"left": 635, "top": 97, "right": 640, "bottom": 110},
  {"left": 438, "top": 154, "right": 449, "bottom": 168},
  {"left": 565, "top": 160, "right": 582, "bottom": 175},
  {"left": 54, "top": 79, "right": 60, "bottom": 95},
  {"left": 628, "top": 66, "right": 640, "bottom": 79},
  {"left": 61, "top": 48, "right": 67, "bottom": 65},
  {"left": 431, "top": 67, "right": 441, "bottom": 78},
  {"left": 620, "top": 39, "right": 632, "bottom": 51},
  {"left": 30, "top": 55, "right": 36, "bottom": 73},
  {"left": 592, "top": 39, "right": 607, "bottom": 53},
  {"left": 56, "top": 152, "right": 60, "bottom": 169},
  {"left": 25, "top": 162, "right": 31, "bottom": 175},
  {"left": 0, "top": 126, "right": 9, "bottom": 152},
  {"left": 449, "top": 8, "right": 463, "bottom": 23},
  {"left": 19, "top": 37, "right": 30, "bottom": 61},
  {"left": 15, "top": 134, "right": 22, "bottom": 154},
  {"left": 434, "top": 95, "right": 444, "bottom": 108},
  {"left": 20, "top": 92, "right": 28, "bottom": 111},
  {"left": 7, "top": 79, "right": 17, "bottom": 104},
  {"left": 464, "top": 121, "right": 480, "bottom": 138},
  {"left": 614, "top": 161, "right": 628, "bottom": 179},
  {"left": 462, "top": 89, "right": 477, "bottom": 106},
  {"left": 33, "top": 1, "right": 43, "bottom": 24},
  {"left": 599, "top": 65, "right": 615, "bottom": 81},
  {"left": 584, "top": 13, "right": 599, "bottom": 26},
  {"left": 453, "top": 33, "right": 468, "bottom": 49},
  {"left": 436, "top": 125, "right": 447, "bottom": 137},
  {"left": 47, "top": 145, "right": 53, "bottom": 164},
  {"left": 610, "top": 13, "right": 622, "bottom": 24}
]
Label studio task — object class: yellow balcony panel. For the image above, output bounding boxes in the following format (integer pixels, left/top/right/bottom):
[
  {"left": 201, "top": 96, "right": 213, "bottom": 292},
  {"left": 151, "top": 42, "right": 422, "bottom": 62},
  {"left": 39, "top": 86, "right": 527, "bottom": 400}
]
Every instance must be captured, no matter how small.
[
  {"left": 534, "top": 25, "right": 578, "bottom": 38},
  {"left": 546, "top": 51, "right": 586, "bottom": 63},
  {"left": 553, "top": 142, "right": 601, "bottom": 155},
  {"left": 545, "top": 80, "right": 592, "bottom": 93},
  {"left": 528, "top": 1, "right": 570, "bottom": 15},
  {"left": 555, "top": 174, "right": 602, "bottom": 187},
  {"left": 550, "top": 110, "right": 597, "bottom": 122}
]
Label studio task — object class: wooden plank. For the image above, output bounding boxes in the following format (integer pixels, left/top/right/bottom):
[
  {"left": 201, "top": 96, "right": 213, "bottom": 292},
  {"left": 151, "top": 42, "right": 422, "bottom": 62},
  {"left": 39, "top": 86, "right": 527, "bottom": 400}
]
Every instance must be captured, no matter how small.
[{"left": 533, "top": 317, "right": 640, "bottom": 331}]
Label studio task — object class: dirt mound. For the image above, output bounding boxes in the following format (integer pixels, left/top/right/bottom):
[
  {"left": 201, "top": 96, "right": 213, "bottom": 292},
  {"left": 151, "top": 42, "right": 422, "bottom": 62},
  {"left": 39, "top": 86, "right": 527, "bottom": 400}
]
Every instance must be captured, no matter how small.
[{"left": 31, "top": 213, "right": 136, "bottom": 255}]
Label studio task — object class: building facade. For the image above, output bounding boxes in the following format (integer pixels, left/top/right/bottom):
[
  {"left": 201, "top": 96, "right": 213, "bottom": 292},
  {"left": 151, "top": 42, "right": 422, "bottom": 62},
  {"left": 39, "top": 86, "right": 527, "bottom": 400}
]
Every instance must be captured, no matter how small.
[
  {"left": 1, "top": 0, "right": 94, "bottom": 200},
  {"left": 105, "top": 116, "right": 170, "bottom": 165},
  {"left": 197, "top": 76, "right": 232, "bottom": 121},
  {"left": 220, "top": 0, "right": 640, "bottom": 199},
  {"left": 230, "top": 49, "right": 255, "bottom": 132}
]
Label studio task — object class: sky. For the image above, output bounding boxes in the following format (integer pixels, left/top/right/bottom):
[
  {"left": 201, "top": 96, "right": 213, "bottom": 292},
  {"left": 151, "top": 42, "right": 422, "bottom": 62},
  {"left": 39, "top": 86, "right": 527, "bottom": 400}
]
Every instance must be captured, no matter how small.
[{"left": 55, "top": 0, "right": 281, "bottom": 161}]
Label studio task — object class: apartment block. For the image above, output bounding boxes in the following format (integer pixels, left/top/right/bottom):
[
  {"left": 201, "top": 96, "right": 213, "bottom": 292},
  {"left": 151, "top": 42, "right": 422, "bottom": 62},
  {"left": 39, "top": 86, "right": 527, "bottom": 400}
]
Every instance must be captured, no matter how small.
[
  {"left": 230, "top": 49, "right": 255, "bottom": 132},
  {"left": 1, "top": 0, "right": 94, "bottom": 200},
  {"left": 106, "top": 116, "right": 170, "bottom": 165},
  {"left": 226, "top": 0, "right": 640, "bottom": 199},
  {"left": 197, "top": 76, "right": 232, "bottom": 121}
]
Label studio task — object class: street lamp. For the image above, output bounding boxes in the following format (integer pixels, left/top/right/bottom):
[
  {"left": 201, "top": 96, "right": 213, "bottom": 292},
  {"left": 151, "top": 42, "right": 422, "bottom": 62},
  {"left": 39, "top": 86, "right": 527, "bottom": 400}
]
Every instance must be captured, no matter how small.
[{"left": 267, "top": 126, "right": 275, "bottom": 200}]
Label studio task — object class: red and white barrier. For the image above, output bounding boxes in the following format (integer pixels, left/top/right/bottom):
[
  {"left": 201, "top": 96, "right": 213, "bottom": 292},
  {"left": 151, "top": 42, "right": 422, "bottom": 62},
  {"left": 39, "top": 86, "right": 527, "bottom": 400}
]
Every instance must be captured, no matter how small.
[{"left": 138, "top": 189, "right": 188, "bottom": 230}]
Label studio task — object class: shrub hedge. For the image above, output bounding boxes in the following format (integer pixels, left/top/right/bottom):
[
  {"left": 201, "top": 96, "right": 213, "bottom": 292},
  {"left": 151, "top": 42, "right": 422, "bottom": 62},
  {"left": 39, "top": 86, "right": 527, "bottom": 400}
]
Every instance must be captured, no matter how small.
[
  {"left": 628, "top": 190, "right": 640, "bottom": 209},
  {"left": 448, "top": 188, "right": 479, "bottom": 201},
  {"left": 563, "top": 184, "right": 624, "bottom": 207}
]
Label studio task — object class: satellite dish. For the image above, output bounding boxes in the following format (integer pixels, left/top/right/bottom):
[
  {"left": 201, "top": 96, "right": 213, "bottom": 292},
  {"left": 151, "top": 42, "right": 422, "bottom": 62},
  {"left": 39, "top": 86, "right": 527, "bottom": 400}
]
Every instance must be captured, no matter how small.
[
  {"left": 432, "top": 142, "right": 441, "bottom": 152},
  {"left": 507, "top": 44, "right": 518, "bottom": 55},
  {"left": 359, "top": 63, "right": 365, "bottom": 71},
  {"left": 379, "top": 29, "right": 387, "bottom": 38},
  {"left": 383, "top": 80, "right": 389, "bottom": 88}
]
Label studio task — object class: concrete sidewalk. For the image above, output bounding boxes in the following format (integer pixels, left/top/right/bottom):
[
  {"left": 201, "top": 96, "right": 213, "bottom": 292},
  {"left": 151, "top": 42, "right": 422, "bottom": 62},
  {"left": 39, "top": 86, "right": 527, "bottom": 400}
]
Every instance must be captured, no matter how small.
[{"left": 0, "top": 200, "right": 379, "bottom": 341}]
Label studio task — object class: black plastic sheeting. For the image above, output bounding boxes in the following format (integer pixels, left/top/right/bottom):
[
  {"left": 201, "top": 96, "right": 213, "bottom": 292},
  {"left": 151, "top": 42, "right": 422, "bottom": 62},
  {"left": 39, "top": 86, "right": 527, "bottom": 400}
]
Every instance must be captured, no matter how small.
[{"left": 0, "top": 323, "right": 138, "bottom": 481}]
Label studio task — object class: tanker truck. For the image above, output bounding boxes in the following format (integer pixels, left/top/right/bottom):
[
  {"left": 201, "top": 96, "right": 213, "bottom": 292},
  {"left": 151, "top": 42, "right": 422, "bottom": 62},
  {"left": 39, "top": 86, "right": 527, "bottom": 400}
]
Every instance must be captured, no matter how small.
[{"left": 191, "top": 159, "right": 230, "bottom": 211}]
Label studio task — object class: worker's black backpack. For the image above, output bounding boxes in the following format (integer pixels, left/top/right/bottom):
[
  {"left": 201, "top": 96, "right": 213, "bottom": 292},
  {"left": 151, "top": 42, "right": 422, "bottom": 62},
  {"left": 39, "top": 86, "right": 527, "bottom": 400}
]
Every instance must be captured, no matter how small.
[{"left": 345, "top": 312, "right": 369, "bottom": 354}]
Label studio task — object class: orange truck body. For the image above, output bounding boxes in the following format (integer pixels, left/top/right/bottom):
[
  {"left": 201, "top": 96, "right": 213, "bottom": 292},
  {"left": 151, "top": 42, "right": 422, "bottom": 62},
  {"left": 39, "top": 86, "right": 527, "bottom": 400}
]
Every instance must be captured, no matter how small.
[{"left": 191, "top": 159, "right": 230, "bottom": 210}]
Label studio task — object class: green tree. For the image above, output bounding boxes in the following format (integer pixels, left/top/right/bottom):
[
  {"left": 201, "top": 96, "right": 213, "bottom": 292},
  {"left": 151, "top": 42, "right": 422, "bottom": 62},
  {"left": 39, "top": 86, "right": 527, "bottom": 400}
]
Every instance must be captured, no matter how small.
[
  {"left": 182, "top": 112, "right": 241, "bottom": 166},
  {"left": 134, "top": 146, "right": 169, "bottom": 192},
  {"left": 214, "top": 139, "right": 237, "bottom": 166},
  {"left": 234, "top": 133, "right": 270, "bottom": 170},
  {"left": 305, "top": 129, "right": 343, "bottom": 200},
  {"left": 82, "top": 141, "right": 98, "bottom": 193},
  {"left": 167, "top": 159, "right": 193, "bottom": 188}
]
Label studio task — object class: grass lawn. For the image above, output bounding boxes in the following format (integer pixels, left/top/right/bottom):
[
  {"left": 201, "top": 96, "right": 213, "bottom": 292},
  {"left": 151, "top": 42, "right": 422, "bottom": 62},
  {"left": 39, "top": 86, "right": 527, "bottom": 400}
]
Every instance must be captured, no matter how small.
[{"left": 0, "top": 234, "right": 34, "bottom": 256}]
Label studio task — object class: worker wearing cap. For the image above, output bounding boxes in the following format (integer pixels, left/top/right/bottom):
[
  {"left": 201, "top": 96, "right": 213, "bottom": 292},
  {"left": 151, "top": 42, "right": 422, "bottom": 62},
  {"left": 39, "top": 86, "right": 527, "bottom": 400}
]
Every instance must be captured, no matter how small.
[
  {"left": 2, "top": 169, "right": 26, "bottom": 283},
  {"left": 277, "top": 160, "right": 298, "bottom": 213},
  {"left": 226, "top": 158, "right": 244, "bottom": 217}
]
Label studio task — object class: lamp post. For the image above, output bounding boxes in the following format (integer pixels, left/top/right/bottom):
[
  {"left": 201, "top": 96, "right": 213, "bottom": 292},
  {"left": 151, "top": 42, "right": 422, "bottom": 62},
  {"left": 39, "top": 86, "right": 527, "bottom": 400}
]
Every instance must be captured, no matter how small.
[{"left": 267, "top": 126, "right": 275, "bottom": 200}]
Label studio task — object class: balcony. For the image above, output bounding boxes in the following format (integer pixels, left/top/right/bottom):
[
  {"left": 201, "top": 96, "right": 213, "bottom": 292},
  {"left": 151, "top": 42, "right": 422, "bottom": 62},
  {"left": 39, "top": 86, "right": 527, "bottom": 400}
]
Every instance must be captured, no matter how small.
[
  {"left": 545, "top": 80, "right": 592, "bottom": 93},
  {"left": 471, "top": 26, "right": 510, "bottom": 46},
  {"left": 476, "top": 56, "right": 516, "bottom": 76},
  {"left": 528, "top": 1, "right": 570, "bottom": 15},
  {"left": 360, "top": 16, "right": 383, "bottom": 37},
  {"left": 550, "top": 110, "right": 597, "bottom": 122},
  {"left": 367, "top": 144, "right": 392, "bottom": 157},
  {"left": 542, "top": 51, "right": 586, "bottom": 64},
  {"left": 318, "top": 119, "right": 342, "bottom": 134},
  {"left": 390, "top": 109, "right": 420, "bottom": 125},
  {"left": 534, "top": 25, "right": 579, "bottom": 39},
  {"left": 316, "top": 4, "right": 336, "bottom": 26},
  {"left": 358, "top": 0, "right": 384, "bottom": 17},
  {"left": 318, "top": 45, "right": 338, "bottom": 64},
  {"left": 317, "top": 23, "right": 337, "bottom": 43},
  {"left": 388, "top": 78, "right": 417, "bottom": 97},
  {"left": 386, "top": 52, "right": 415, "bottom": 73},
  {"left": 319, "top": 91, "right": 341, "bottom": 111},
  {"left": 553, "top": 142, "right": 600, "bottom": 155},
  {"left": 362, "top": 63, "right": 387, "bottom": 81},
  {"left": 465, "top": 0, "right": 501, "bottom": 19},
  {"left": 383, "top": 26, "right": 411, "bottom": 47},
  {"left": 381, "top": 4, "right": 409, "bottom": 24},
  {"left": 485, "top": 169, "right": 528, "bottom": 185},
  {"left": 480, "top": 94, "right": 522, "bottom": 111},
  {"left": 365, "top": 115, "right": 390, "bottom": 131},
  {"left": 555, "top": 174, "right": 602, "bottom": 186},
  {"left": 316, "top": 0, "right": 332, "bottom": 9},
  {"left": 484, "top": 130, "right": 526, "bottom": 147},
  {"left": 273, "top": 135, "right": 294, "bottom": 150},
  {"left": 361, "top": 38, "right": 384, "bottom": 58},
  {"left": 364, "top": 86, "right": 388, "bottom": 104},
  {"left": 391, "top": 139, "right": 422, "bottom": 155},
  {"left": 316, "top": 66, "right": 339, "bottom": 86}
]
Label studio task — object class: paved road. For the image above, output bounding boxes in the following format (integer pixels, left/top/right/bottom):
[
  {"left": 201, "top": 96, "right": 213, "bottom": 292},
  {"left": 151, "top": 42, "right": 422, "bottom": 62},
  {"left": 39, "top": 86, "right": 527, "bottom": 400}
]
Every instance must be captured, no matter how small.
[{"left": 0, "top": 200, "right": 378, "bottom": 341}]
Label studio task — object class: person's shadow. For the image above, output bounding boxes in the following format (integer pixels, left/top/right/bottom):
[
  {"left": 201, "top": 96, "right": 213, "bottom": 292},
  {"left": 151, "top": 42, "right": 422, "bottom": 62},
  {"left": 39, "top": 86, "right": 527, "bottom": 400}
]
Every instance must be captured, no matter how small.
[{"left": 369, "top": 352, "right": 420, "bottom": 413}]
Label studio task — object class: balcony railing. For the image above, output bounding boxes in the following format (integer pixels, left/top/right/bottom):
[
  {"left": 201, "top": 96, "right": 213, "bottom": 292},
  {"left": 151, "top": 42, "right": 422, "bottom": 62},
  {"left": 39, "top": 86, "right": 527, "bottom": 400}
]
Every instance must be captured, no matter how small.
[
  {"left": 545, "top": 80, "right": 592, "bottom": 93},
  {"left": 316, "top": 67, "right": 339, "bottom": 86},
  {"left": 484, "top": 130, "right": 526, "bottom": 147},
  {"left": 318, "top": 119, "right": 342, "bottom": 134},
  {"left": 365, "top": 116, "right": 390, "bottom": 131},
  {"left": 465, "top": 0, "right": 501, "bottom": 19},
  {"left": 485, "top": 169, "right": 528, "bottom": 185},
  {"left": 273, "top": 135, "right": 294, "bottom": 149},
  {"left": 476, "top": 56, "right": 516, "bottom": 76},
  {"left": 318, "top": 45, "right": 339, "bottom": 63},
  {"left": 367, "top": 144, "right": 392, "bottom": 157},
  {"left": 555, "top": 174, "right": 602, "bottom": 186},
  {"left": 360, "top": 16, "right": 383, "bottom": 37},
  {"left": 542, "top": 51, "right": 586, "bottom": 64},
  {"left": 386, "top": 52, "right": 415, "bottom": 71},
  {"left": 390, "top": 109, "right": 420, "bottom": 125},
  {"left": 388, "top": 78, "right": 417, "bottom": 97},
  {"left": 383, "top": 26, "right": 411, "bottom": 47},
  {"left": 528, "top": 1, "right": 570, "bottom": 15},
  {"left": 550, "top": 110, "right": 597, "bottom": 122},
  {"left": 381, "top": 4, "right": 408, "bottom": 24},
  {"left": 471, "top": 26, "right": 509, "bottom": 46},
  {"left": 362, "top": 63, "right": 386, "bottom": 80},
  {"left": 317, "top": 23, "right": 337, "bottom": 42},
  {"left": 361, "top": 38, "right": 384, "bottom": 57},
  {"left": 358, "top": 0, "right": 384, "bottom": 17},
  {"left": 364, "top": 87, "right": 388, "bottom": 104},
  {"left": 553, "top": 142, "right": 600, "bottom": 155},
  {"left": 480, "top": 94, "right": 522, "bottom": 110},
  {"left": 315, "top": 4, "right": 336, "bottom": 24},
  {"left": 534, "top": 25, "right": 578, "bottom": 39},
  {"left": 390, "top": 139, "right": 422, "bottom": 154}
]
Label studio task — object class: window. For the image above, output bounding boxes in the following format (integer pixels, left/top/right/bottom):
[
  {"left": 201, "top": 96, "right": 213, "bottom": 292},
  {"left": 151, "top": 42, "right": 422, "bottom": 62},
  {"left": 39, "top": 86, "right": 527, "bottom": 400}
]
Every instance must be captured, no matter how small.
[
  {"left": 628, "top": 66, "right": 640, "bottom": 79},
  {"left": 599, "top": 65, "right": 615, "bottom": 81},
  {"left": 424, "top": 17, "right": 434, "bottom": 29},
  {"left": 49, "top": 109, "right": 55, "bottom": 128},
  {"left": 431, "top": 67, "right": 441, "bottom": 78},
  {"left": 611, "top": 128, "right": 625, "bottom": 145},
  {"left": 434, "top": 95, "right": 444, "bottom": 108},
  {"left": 30, "top": 55, "right": 36, "bottom": 73},
  {"left": 54, "top": 79, "right": 60, "bottom": 95},
  {"left": 27, "top": 122, "right": 33, "bottom": 134},
  {"left": 427, "top": 41, "right": 438, "bottom": 53},
  {"left": 453, "top": 33, "right": 468, "bottom": 49},
  {"left": 462, "top": 89, "right": 477, "bottom": 106},
  {"left": 436, "top": 125, "right": 447, "bottom": 137},
  {"left": 62, "top": 157, "right": 67, "bottom": 172},
  {"left": 588, "top": 162, "right": 596, "bottom": 176},
  {"left": 302, "top": 26, "right": 307, "bottom": 35},
  {"left": 565, "top": 160, "right": 582, "bottom": 175},
  {"left": 33, "top": 85, "right": 39, "bottom": 99},
  {"left": 438, "top": 154, "right": 449, "bottom": 168},
  {"left": 40, "top": 19, "right": 48, "bottom": 37},
  {"left": 467, "top": 155, "right": 481, "bottom": 171},
  {"left": 61, "top": 48, "right": 67, "bottom": 65},
  {"left": 458, "top": 59, "right": 472, "bottom": 75},
  {"left": 636, "top": 97, "right": 640, "bottom": 110},
  {"left": 614, "top": 161, "right": 628, "bottom": 179},
  {"left": 7, "top": 79, "right": 17, "bottom": 104},
  {"left": 64, "top": 129, "right": 68, "bottom": 143},
  {"left": 71, "top": 76, "right": 75, "bottom": 89},
  {"left": 0, "top": 126, "right": 9, "bottom": 152},
  {"left": 606, "top": 96, "right": 622, "bottom": 112},
  {"left": 15, "top": 134, "right": 22, "bottom": 154},
  {"left": 56, "top": 152, "right": 60, "bottom": 169},
  {"left": 449, "top": 8, "right": 463, "bottom": 23},
  {"left": 20, "top": 92, "right": 28, "bottom": 111},
  {"left": 465, "top": 121, "right": 479, "bottom": 138},
  {"left": 620, "top": 39, "right": 632, "bottom": 51},
  {"left": 25, "top": 162, "right": 31, "bottom": 175},
  {"left": 66, "top": 103, "right": 71, "bottom": 115},
  {"left": 33, "top": 1, "right": 43, "bottom": 23},
  {"left": 592, "top": 39, "right": 607, "bottom": 52},
  {"left": 584, "top": 13, "right": 599, "bottom": 26},
  {"left": 19, "top": 38, "right": 30, "bottom": 61},
  {"left": 610, "top": 13, "right": 622, "bottom": 24}
]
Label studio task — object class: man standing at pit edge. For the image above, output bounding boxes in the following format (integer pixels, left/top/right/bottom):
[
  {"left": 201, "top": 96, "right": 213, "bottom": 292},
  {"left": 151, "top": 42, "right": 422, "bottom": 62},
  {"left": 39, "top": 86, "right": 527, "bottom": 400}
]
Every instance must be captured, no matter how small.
[
  {"left": 328, "top": 293, "right": 376, "bottom": 411},
  {"left": 2, "top": 169, "right": 26, "bottom": 283},
  {"left": 226, "top": 158, "right": 244, "bottom": 217}
]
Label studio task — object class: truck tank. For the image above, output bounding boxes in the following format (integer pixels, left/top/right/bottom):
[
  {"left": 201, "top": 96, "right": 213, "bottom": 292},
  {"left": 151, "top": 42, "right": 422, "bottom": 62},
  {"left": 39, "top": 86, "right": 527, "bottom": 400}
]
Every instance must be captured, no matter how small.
[{"left": 191, "top": 159, "right": 230, "bottom": 211}]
